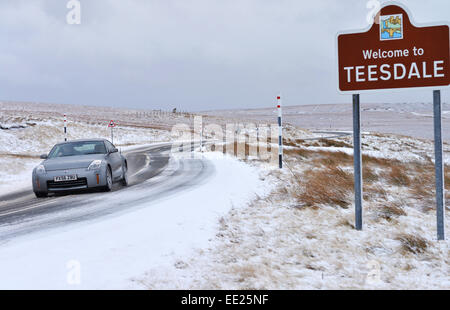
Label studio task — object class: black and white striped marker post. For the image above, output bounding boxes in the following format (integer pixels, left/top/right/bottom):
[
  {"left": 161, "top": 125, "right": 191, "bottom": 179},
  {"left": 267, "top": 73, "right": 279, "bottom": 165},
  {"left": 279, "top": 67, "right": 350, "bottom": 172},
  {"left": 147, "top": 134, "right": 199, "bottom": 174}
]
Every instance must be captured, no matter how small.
[
  {"left": 64, "top": 114, "right": 67, "bottom": 142},
  {"left": 277, "top": 95, "right": 283, "bottom": 169}
]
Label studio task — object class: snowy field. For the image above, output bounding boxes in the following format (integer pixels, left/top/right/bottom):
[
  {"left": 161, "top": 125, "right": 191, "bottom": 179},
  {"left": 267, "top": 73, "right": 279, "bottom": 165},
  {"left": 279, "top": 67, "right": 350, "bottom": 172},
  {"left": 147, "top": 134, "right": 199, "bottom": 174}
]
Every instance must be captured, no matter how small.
[
  {"left": 204, "top": 102, "right": 450, "bottom": 142},
  {"left": 136, "top": 136, "right": 449, "bottom": 290},
  {"left": 0, "top": 101, "right": 449, "bottom": 289}
]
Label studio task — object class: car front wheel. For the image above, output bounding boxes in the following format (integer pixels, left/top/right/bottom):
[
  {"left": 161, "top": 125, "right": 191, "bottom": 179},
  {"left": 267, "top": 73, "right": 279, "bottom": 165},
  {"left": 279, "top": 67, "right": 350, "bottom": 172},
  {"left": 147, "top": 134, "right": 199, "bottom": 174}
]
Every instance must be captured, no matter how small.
[
  {"left": 121, "top": 164, "right": 128, "bottom": 186},
  {"left": 35, "top": 192, "right": 48, "bottom": 198},
  {"left": 104, "top": 167, "right": 113, "bottom": 192}
]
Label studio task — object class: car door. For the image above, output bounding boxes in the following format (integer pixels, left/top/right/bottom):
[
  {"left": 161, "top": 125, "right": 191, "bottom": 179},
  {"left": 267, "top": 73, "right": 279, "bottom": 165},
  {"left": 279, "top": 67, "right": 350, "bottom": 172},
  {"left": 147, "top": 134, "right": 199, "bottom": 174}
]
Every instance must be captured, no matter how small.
[{"left": 105, "top": 141, "right": 122, "bottom": 180}]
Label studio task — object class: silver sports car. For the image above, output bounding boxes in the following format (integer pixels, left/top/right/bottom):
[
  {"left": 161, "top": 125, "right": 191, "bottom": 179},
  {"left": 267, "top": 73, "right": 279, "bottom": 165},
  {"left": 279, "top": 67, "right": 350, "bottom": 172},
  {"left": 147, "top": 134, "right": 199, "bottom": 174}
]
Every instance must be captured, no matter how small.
[{"left": 32, "top": 139, "right": 128, "bottom": 198}]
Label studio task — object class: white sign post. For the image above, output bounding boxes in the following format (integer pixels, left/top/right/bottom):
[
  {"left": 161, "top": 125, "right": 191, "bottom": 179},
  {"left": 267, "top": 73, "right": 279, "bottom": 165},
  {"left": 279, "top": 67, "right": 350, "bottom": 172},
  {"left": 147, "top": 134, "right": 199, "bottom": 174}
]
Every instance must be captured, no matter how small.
[{"left": 108, "top": 120, "right": 116, "bottom": 144}]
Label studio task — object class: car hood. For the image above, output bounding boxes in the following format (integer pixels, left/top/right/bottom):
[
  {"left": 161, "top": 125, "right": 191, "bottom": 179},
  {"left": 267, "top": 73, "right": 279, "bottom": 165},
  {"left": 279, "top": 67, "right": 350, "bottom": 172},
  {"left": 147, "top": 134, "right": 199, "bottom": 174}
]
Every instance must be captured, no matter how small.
[{"left": 43, "top": 154, "right": 106, "bottom": 171}]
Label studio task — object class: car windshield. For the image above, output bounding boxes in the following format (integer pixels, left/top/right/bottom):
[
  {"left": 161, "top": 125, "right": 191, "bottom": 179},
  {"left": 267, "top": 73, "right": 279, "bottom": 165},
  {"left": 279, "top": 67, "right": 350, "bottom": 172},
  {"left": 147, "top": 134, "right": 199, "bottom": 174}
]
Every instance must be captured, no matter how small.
[{"left": 48, "top": 141, "right": 107, "bottom": 158}]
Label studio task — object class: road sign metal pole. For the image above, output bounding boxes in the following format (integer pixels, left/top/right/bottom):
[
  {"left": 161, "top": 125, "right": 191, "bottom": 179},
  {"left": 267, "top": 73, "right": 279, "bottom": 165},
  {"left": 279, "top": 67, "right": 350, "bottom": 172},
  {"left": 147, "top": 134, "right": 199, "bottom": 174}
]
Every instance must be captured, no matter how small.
[
  {"left": 433, "top": 90, "right": 445, "bottom": 241},
  {"left": 353, "top": 94, "right": 363, "bottom": 231},
  {"left": 111, "top": 127, "right": 114, "bottom": 145}
]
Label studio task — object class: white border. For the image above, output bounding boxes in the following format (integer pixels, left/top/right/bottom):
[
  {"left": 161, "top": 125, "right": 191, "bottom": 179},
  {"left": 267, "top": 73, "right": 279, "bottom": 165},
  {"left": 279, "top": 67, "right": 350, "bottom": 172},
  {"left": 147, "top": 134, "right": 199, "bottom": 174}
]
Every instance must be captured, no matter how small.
[{"left": 335, "top": 1, "right": 450, "bottom": 94}]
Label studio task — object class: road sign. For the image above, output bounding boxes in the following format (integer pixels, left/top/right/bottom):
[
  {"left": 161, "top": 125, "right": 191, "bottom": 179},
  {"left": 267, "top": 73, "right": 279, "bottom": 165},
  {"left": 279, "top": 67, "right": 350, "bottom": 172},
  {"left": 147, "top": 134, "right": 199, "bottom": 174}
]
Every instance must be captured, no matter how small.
[
  {"left": 108, "top": 120, "right": 116, "bottom": 144},
  {"left": 337, "top": 3, "right": 447, "bottom": 239},
  {"left": 337, "top": 4, "right": 449, "bottom": 92}
]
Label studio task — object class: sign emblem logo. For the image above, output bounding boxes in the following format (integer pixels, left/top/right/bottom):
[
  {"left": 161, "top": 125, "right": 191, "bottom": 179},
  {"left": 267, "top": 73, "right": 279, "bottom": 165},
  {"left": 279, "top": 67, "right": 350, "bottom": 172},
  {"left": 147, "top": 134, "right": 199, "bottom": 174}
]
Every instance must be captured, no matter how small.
[{"left": 380, "top": 14, "right": 403, "bottom": 40}]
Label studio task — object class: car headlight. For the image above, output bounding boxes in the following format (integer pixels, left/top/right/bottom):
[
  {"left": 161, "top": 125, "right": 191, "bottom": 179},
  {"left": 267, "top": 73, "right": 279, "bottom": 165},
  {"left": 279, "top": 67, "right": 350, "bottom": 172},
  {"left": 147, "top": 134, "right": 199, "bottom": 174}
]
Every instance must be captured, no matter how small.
[
  {"left": 88, "top": 160, "right": 103, "bottom": 170},
  {"left": 36, "top": 165, "right": 46, "bottom": 174}
]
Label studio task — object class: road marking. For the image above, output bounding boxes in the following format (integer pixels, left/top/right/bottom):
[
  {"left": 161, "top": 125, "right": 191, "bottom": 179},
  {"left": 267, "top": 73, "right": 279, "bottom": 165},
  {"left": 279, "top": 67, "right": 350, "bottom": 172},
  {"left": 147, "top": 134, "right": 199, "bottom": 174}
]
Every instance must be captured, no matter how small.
[
  {"left": 0, "top": 194, "right": 35, "bottom": 207},
  {"left": 0, "top": 197, "right": 65, "bottom": 217}
]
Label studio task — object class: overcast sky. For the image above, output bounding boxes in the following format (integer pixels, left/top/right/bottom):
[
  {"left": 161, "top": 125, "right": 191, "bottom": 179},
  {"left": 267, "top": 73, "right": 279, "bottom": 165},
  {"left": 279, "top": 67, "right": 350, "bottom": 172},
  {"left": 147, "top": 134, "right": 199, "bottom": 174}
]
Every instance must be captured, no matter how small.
[{"left": 0, "top": 0, "right": 449, "bottom": 111}]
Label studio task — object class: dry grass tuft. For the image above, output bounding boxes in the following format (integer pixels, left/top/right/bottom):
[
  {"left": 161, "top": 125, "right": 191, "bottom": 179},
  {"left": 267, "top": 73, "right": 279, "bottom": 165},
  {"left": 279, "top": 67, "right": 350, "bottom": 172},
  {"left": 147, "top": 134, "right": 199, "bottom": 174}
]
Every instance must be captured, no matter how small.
[
  {"left": 362, "top": 155, "right": 401, "bottom": 167},
  {"left": 283, "top": 148, "right": 311, "bottom": 159},
  {"left": 388, "top": 166, "right": 411, "bottom": 186},
  {"left": 312, "top": 151, "right": 354, "bottom": 167},
  {"left": 229, "top": 264, "right": 258, "bottom": 281},
  {"left": 363, "top": 165, "right": 378, "bottom": 183},
  {"left": 0, "top": 153, "right": 40, "bottom": 159},
  {"left": 378, "top": 203, "right": 407, "bottom": 221},
  {"left": 396, "top": 233, "right": 429, "bottom": 255},
  {"left": 365, "top": 185, "right": 389, "bottom": 200},
  {"left": 410, "top": 170, "right": 434, "bottom": 201},
  {"left": 339, "top": 218, "right": 355, "bottom": 229},
  {"left": 296, "top": 166, "right": 354, "bottom": 208},
  {"left": 283, "top": 139, "right": 305, "bottom": 147},
  {"left": 411, "top": 162, "right": 434, "bottom": 174},
  {"left": 318, "top": 138, "right": 353, "bottom": 148},
  {"left": 303, "top": 141, "right": 321, "bottom": 147}
]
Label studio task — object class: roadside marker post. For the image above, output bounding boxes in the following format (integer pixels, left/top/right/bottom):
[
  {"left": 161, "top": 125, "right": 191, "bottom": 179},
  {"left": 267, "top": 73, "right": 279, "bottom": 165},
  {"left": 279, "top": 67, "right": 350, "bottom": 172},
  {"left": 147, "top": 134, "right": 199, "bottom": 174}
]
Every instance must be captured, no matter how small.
[
  {"left": 201, "top": 125, "right": 204, "bottom": 152},
  {"left": 64, "top": 114, "right": 67, "bottom": 142},
  {"left": 433, "top": 90, "right": 445, "bottom": 240},
  {"left": 108, "top": 120, "right": 116, "bottom": 144},
  {"left": 277, "top": 95, "right": 283, "bottom": 169},
  {"left": 337, "top": 3, "right": 449, "bottom": 237}
]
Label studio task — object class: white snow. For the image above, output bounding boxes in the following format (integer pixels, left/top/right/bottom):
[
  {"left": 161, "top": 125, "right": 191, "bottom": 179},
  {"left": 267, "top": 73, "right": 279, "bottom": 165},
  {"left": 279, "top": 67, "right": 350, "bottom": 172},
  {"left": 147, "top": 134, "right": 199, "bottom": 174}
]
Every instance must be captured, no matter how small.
[
  {"left": 132, "top": 150, "right": 449, "bottom": 290},
  {"left": 0, "top": 152, "right": 270, "bottom": 289},
  {"left": 0, "top": 157, "right": 41, "bottom": 194},
  {"left": 1, "top": 101, "right": 448, "bottom": 290}
]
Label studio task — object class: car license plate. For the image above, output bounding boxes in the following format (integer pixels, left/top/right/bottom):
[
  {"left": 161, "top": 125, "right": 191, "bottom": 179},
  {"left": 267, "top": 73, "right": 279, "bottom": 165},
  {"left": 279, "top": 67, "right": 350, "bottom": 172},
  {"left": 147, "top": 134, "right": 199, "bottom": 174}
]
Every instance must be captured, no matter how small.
[{"left": 54, "top": 175, "right": 77, "bottom": 182}]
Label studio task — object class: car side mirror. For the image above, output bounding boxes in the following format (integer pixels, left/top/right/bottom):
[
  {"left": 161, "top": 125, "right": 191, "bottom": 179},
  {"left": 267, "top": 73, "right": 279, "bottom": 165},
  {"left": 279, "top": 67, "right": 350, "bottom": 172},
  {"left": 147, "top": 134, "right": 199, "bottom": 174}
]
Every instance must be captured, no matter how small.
[
  {"left": 111, "top": 148, "right": 119, "bottom": 154},
  {"left": 40, "top": 154, "right": 48, "bottom": 159}
]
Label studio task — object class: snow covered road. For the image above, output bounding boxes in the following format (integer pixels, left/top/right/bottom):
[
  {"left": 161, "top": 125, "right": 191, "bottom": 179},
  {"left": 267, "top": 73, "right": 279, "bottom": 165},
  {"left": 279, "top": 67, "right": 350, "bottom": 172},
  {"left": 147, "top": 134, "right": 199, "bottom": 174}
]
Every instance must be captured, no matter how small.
[
  {"left": 0, "top": 143, "right": 174, "bottom": 239},
  {"left": 0, "top": 143, "right": 268, "bottom": 289}
]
